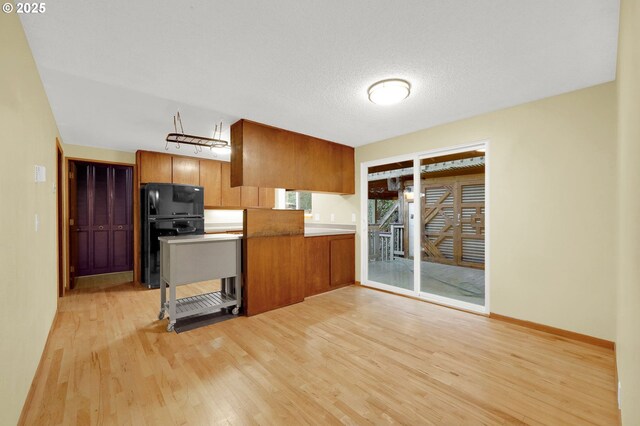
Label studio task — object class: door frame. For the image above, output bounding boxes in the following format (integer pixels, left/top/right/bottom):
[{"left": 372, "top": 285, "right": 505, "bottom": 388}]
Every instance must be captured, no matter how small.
[
  {"left": 360, "top": 139, "right": 491, "bottom": 314},
  {"left": 56, "top": 139, "right": 64, "bottom": 297},
  {"left": 66, "top": 157, "right": 136, "bottom": 289}
]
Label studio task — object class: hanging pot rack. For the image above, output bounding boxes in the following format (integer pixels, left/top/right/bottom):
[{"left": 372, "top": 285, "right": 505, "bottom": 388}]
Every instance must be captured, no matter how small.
[{"left": 165, "top": 111, "right": 230, "bottom": 154}]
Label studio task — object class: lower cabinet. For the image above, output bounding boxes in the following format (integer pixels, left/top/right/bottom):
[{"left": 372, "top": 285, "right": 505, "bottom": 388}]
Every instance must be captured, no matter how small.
[
  {"left": 245, "top": 235, "right": 305, "bottom": 316},
  {"left": 304, "top": 234, "right": 355, "bottom": 297},
  {"left": 304, "top": 236, "right": 331, "bottom": 296},
  {"left": 330, "top": 236, "right": 356, "bottom": 287}
]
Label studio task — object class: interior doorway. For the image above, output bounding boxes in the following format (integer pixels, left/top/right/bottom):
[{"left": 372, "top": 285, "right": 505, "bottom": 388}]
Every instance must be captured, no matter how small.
[
  {"left": 363, "top": 141, "right": 489, "bottom": 313},
  {"left": 68, "top": 159, "right": 134, "bottom": 288}
]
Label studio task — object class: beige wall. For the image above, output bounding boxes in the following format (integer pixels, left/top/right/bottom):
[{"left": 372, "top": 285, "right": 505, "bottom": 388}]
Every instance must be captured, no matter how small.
[
  {"left": 0, "top": 11, "right": 62, "bottom": 425},
  {"left": 64, "top": 143, "right": 135, "bottom": 164},
  {"left": 616, "top": 0, "right": 640, "bottom": 423},
  {"left": 355, "top": 82, "right": 618, "bottom": 341},
  {"left": 308, "top": 193, "right": 358, "bottom": 225}
]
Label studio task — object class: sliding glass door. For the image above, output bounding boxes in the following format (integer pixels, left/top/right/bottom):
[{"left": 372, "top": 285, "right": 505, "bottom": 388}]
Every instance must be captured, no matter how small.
[
  {"left": 363, "top": 144, "right": 488, "bottom": 312},
  {"left": 366, "top": 160, "right": 414, "bottom": 294},
  {"left": 417, "top": 154, "right": 486, "bottom": 309}
]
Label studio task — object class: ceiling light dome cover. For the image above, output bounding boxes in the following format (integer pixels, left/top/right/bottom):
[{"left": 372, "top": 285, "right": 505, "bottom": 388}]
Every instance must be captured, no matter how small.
[{"left": 368, "top": 79, "right": 411, "bottom": 105}]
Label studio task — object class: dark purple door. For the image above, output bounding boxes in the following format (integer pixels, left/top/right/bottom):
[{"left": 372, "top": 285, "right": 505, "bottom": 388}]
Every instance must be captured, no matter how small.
[
  {"left": 110, "top": 166, "right": 133, "bottom": 272},
  {"left": 75, "top": 163, "right": 132, "bottom": 277}
]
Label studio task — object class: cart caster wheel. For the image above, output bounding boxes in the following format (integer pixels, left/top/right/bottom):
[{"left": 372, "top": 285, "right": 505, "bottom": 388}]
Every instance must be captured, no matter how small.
[
  {"left": 167, "top": 323, "right": 175, "bottom": 332},
  {"left": 158, "top": 311, "right": 165, "bottom": 320},
  {"left": 231, "top": 307, "right": 240, "bottom": 315}
]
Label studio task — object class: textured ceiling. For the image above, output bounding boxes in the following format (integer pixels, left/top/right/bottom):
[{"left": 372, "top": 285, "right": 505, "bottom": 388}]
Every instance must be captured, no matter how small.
[{"left": 20, "top": 0, "right": 619, "bottom": 158}]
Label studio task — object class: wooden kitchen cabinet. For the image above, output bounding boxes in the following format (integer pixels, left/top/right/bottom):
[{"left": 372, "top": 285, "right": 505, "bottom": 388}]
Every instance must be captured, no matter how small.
[
  {"left": 241, "top": 186, "right": 259, "bottom": 208},
  {"left": 231, "top": 119, "right": 355, "bottom": 194},
  {"left": 221, "top": 162, "right": 241, "bottom": 207},
  {"left": 304, "top": 236, "right": 331, "bottom": 296},
  {"left": 172, "top": 156, "right": 200, "bottom": 186},
  {"left": 244, "top": 209, "right": 305, "bottom": 316},
  {"left": 258, "top": 187, "right": 275, "bottom": 208},
  {"left": 231, "top": 119, "right": 297, "bottom": 189},
  {"left": 138, "top": 151, "right": 172, "bottom": 184},
  {"left": 303, "top": 234, "right": 355, "bottom": 297},
  {"left": 339, "top": 144, "right": 355, "bottom": 194},
  {"left": 137, "top": 151, "right": 268, "bottom": 209},
  {"left": 199, "top": 160, "right": 222, "bottom": 207},
  {"left": 330, "top": 235, "right": 356, "bottom": 288},
  {"left": 295, "top": 135, "right": 331, "bottom": 192}
]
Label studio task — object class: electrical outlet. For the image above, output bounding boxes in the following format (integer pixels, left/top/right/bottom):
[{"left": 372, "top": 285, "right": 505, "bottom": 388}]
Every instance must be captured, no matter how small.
[
  {"left": 351, "top": 213, "right": 356, "bottom": 222},
  {"left": 314, "top": 214, "right": 320, "bottom": 221},
  {"left": 330, "top": 213, "right": 335, "bottom": 222}
]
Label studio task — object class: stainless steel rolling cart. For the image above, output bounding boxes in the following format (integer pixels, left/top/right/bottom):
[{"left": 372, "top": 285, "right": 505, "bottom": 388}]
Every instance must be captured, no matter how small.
[{"left": 157, "top": 234, "right": 242, "bottom": 332}]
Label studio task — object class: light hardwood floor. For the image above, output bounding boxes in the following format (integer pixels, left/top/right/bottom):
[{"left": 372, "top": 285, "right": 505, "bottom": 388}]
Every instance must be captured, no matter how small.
[{"left": 22, "top": 283, "right": 619, "bottom": 425}]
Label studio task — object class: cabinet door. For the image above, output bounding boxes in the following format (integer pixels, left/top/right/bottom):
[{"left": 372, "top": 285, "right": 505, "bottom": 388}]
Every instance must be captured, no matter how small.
[
  {"left": 258, "top": 188, "right": 275, "bottom": 209},
  {"left": 330, "top": 236, "right": 355, "bottom": 287},
  {"left": 139, "top": 151, "right": 172, "bottom": 183},
  {"left": 326, "top": 142, "right": 344, "bottom": 193},
  {"left": 339, "top": 144, "right": 355, "bottom": 194},
  {"left": 245, "top": 235, "right": 305, "bottom": 316},
  {"left": 241, "top": 186, "right": 259, "bottom": 207},
  {"left": 304, "top": 236, "right": 330, "bottom": 296},
  {"left": 199, "top": 160, "right": 222, "bottom": 207},
  {"left": 295, "top": 135, "right": 329, "bottom": 191},
  {"left": 221, "top": 162, "right": 241, "bottom": 207},
  {"left": 172, "top": 156, "right": 200, "bottom": 186},
  {"left": 231, "top": 120, "right": 297, "bottom": 188}
]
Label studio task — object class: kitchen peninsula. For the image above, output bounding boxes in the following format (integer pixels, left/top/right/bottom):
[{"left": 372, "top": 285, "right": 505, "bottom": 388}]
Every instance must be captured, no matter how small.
[{"left": 243, "top": 209, "right": 355, "bottom": 316}]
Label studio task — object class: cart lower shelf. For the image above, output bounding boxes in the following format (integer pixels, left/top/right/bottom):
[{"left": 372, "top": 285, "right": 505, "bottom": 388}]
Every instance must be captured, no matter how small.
[
  {"left": 160, "top": 290, "right": 239, "bottom": 330},
  {"left": 176, "top": 291, "right": 237, "bottom": 315}
]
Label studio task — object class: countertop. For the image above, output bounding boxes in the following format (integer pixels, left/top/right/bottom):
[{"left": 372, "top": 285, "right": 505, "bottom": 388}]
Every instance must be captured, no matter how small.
[
  {"left": 159, "top": 234, "right": 242, "bottom": 244},
  {"left": 303, "top": 228, "right": 355, "bottom": 237},
  {"left": 205, "top": 227, "right": 356, "bottom": 237},
  {"left": 205, "top": 225, "right": 243, "bottom": 233}
]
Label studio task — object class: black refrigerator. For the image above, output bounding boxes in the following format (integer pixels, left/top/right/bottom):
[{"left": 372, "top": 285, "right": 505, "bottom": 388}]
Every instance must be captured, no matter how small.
[{"left": 141, "top": 183, "right": 205, "bottom": 288}]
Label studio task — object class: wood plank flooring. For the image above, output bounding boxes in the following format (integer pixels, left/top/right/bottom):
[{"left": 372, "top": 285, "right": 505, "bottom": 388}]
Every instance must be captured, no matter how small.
[{"left": 22, "top": 283, "right": 619, "bottom": 425}]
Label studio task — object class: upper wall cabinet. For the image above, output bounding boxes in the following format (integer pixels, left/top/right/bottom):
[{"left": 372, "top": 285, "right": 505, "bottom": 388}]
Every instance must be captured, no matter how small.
[
  {"left": 230, "top": 119, "right": 355, "bottom": 194},
  {"left": 220, "top": 162, "right": 241, "bottom": 207},
  {"left": 172, "top": 157, "right": 200, "bottom": 186},
  {"left": 138, "top": 151, "right": 172, "bottom": 184},
  {"left": 199, "top": 160, "right": 222, "bottom": 207},
  {"left": 137, "top": 150, "right": 275, "bottom": 209}
]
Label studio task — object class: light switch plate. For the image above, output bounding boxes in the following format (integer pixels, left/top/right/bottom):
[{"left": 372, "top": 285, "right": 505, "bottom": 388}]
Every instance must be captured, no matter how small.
[
  {"left": 314, "top": 214, "right": 320, "bottom": 221},
  {"left": 618, "top": 382, "right": 622, "bottom": 409},
  {"left": 34, "top": 165, "right": 46, "bottom": 182}
]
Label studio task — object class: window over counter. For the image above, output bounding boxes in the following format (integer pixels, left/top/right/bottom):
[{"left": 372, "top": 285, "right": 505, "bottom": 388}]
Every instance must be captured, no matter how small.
[{"left": 285, "top": 191, "right": 312, "bottom": 215}]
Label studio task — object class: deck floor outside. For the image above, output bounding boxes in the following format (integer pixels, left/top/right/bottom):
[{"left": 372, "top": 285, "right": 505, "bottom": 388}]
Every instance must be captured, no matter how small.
[{"left": 368, "top": 259, "right": 485, "bottom": 305}]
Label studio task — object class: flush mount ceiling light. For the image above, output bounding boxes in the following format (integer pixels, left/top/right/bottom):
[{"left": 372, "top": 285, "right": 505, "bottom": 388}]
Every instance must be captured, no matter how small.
[{"left": 368, "top": 79, "right": 411, "bottom": 105}]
